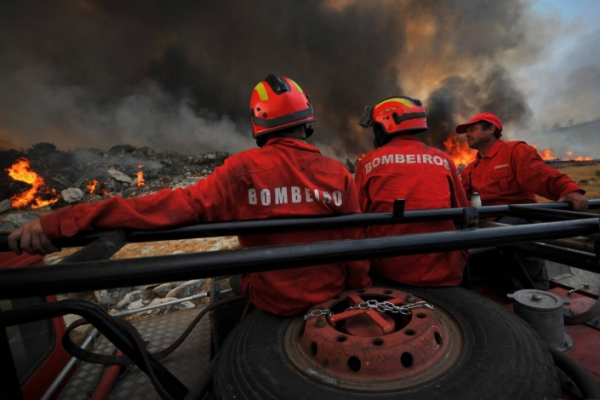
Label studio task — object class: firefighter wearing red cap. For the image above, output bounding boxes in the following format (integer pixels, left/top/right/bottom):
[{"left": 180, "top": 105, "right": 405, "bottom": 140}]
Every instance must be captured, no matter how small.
[
  {"left": 457, "top": 112, "right": 588, "bottom": 290},
  {"left": 8, "top": 74, "right": 371, "bottom": 316},
  {"left": 355, "top": 96, "right": 469, "bottom": 286},
  {"left": 457, "top": 112, "right": 588, "bottom": 210}
]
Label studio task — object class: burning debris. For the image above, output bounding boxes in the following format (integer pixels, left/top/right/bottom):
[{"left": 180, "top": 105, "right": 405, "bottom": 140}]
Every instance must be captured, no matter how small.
[
  {"left": 0, "top": 143, "right": 229, "bottom": 213},
  {"left": 137, "top": 165, "right": 145, "bottom": 187},
  {"left": 6, "top": 158, "right": 60, "bottom": 209}
]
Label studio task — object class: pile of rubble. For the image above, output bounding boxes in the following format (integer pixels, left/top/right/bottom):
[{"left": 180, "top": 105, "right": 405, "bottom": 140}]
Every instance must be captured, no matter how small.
[{"left": 0, "top": 142, "right": 230, "bottom": 212}]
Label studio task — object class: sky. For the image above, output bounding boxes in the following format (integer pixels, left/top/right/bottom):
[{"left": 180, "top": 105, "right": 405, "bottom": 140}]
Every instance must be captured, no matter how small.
[{"left": 0, "top": 0, "right": 599, "bottom": 160}]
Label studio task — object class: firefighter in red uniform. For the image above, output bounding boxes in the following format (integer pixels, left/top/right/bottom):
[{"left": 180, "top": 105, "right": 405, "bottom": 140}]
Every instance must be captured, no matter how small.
[
  {"left": 355, "top": 96, "right": 469, "bottom": 286},
  {"left": 457, "top": 112, "right": 588, "bottom": 210},
  {"left": 8, "top": 74, "right": 371, "bottom": 316},
  {"left": 457, "top": 112, "right": 588, "bottom": 289}
]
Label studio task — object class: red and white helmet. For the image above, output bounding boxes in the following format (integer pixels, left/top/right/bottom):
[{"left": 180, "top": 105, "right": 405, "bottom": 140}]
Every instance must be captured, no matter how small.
[
  {"left": 250, "top": 75, "right": 315, "bottom": 138},
  {"left": 359, "top": 96, "right": 428, "bottom": 135}
]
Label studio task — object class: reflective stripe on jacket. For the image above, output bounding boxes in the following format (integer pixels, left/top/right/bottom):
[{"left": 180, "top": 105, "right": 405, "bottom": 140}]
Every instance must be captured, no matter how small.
[
  {"left": 354, "top": 135, "right": 468, "bottom": 286},
  {"left": 41, "top": 138, "right": 371, "bottom": 316}
]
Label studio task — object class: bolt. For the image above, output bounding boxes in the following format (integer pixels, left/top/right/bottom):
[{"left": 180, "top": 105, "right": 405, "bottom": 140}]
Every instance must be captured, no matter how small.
[
  {"left": 531, "top": 293, "right": 543, "bottom": 301},
  {"left": 405, "top": 294, "right": 415, "bottom": 303}
]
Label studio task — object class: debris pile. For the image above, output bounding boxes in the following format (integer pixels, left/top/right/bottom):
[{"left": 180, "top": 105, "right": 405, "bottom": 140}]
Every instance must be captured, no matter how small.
[{"left": 0, "top": 143, "right": 230, "bottom": 211}]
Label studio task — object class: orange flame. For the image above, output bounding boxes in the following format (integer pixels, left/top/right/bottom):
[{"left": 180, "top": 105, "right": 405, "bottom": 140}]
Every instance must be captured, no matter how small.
[
  {"left": 137, "top": 165, "right": 145, "bottom": 187},
  {"left": 532, "top": 145, "right": 593, "bottom": 161},
  {"left": 443, "top": 135, "right": 477, "bottom": 167},
  {"left": 538, "top": 149, "right": 555, "bottom": 160},
  {"left": 6, "top": 158, "right": 60, "bottom": 209},
  {"left": 86, "top": 179, "right": 98, "bottom": 194}
]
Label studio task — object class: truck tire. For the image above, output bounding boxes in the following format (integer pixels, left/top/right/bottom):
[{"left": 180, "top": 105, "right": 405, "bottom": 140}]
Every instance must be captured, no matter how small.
[{"left": 213, "top": 285, "right": 560, "bottom": 400}]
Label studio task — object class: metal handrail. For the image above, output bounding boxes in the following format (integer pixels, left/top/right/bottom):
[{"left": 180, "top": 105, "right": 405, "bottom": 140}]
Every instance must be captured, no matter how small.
[
  {"left": 0, "top": 217, "right": 597, "bottom": 299},
  {"left": 1, "top": 200, "right": 599, "bottom": 252}
]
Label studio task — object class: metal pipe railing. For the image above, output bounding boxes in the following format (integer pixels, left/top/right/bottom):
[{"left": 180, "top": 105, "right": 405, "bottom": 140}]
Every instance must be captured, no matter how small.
[
  {"left": 480, "top": 220, "right": 598, "bottom": 253},
  {"left": 0, "top": 218, "right": 597, "bottom": 299},
  {"left": 1, "top": 200, "right": 599, "bottom": 252}
]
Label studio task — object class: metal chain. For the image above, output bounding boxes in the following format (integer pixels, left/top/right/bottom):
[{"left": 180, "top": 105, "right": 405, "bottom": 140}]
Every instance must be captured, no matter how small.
[
  {"left": 303, "top": 309, "right": 333, "bottom": 320},
  {"left": 303, "top": 300, "right": 433, "bottom": 320}
]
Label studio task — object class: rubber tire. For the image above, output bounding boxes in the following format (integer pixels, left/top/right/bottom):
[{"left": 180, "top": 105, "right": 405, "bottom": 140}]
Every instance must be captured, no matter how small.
[{"left": 213, "top": 285, "right": 560, "bottom": 400}]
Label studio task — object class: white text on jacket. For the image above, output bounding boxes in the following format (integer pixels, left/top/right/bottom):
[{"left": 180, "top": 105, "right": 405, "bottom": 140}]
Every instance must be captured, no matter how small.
[
  {"left": 248, "top": 187, "right": 343, "bottom": 206},
  {"left": 364, "top": 153, "right": 451, "bottom": 174}
]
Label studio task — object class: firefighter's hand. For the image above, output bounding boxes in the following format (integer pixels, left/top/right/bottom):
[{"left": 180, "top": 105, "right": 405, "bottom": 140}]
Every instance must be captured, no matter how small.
[
  {"left": 559, "top": 191, "right": 589, "bottom": 211},
  {"left": 8, "top": 220, "right": 58, "bottom": 255}
]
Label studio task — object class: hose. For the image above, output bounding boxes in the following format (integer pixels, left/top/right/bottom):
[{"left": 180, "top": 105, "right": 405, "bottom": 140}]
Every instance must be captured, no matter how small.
[{"left": 549, "top": 347, "right": 600, "bottom": 399}]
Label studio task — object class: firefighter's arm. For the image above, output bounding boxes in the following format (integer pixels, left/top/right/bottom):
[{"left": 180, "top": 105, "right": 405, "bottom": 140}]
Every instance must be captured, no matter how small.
[
  {"left": 558, "top": 191, "right": 589, "bottom": 211},
  {"left": 38, "top": 161, "right": 235, "bottom": 240},
  {"left": 513, "top": 143, "right": 586, "bottom": 203},
  {"left": 8, "top": 219, "right": 59, "bottom": 255}
]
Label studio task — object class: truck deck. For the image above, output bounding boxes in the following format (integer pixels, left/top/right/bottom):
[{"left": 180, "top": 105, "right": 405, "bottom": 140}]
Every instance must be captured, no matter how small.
[{"left": 1, "top": 200, "right": 600, "bottom": 399}]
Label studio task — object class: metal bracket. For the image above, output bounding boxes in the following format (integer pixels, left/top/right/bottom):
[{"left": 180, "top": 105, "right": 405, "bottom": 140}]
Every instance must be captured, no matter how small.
[
  {"left": 393, "top": 199, "right": 405, "bottom": 218},
  {"left": 463, "top": 207, "right": 480, "bottom": 229}
]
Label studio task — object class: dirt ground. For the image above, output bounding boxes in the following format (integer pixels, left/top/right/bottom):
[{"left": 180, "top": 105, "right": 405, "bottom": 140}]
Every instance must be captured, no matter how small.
[{"left": 552, "top": 163, "right": 600, "bottom": 199}]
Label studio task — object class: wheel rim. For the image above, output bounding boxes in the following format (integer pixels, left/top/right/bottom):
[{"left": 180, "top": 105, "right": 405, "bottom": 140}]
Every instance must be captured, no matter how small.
[{"left": 284, "top": 287, "right": 466, "bottom": 392}]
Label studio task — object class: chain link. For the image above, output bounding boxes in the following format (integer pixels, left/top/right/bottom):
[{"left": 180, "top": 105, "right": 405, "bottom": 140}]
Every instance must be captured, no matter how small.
[
  {"left": 303, "top": 300, "right": 433, "bottom": 320},
  {"left": 303, "top": 309, "right": 333, "bottom": 320}
]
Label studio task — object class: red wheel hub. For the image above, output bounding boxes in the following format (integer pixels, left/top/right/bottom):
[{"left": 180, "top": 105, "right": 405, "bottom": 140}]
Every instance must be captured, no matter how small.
[{"left": 283, "top": 288, "right": 465, "bottom": 392}]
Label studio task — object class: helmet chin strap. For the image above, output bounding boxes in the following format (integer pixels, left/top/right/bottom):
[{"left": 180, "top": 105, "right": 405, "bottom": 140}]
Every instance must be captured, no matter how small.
[{"left": 304, "top": 124, "right": 314, "bottom": 139}]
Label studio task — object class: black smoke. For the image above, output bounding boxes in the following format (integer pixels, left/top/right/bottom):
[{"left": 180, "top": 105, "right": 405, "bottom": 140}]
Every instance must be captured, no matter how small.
[{"left": 0, "top": 0, "right": 579, "bottom": 158}]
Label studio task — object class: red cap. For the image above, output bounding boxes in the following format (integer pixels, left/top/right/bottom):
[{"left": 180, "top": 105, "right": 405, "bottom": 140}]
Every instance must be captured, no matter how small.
[{"left": 456, "top": 112, "right": 502, "bottom": 133}]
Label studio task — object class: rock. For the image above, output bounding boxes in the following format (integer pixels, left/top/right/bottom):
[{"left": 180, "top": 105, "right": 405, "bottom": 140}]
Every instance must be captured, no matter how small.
[
  {"left": 0, "top": 212, "right": 42, "bottom": 233},
  {"left": 94, "top": 287, "right": 132, "bottom": 307},
  {"left": 125, "top": 299, "right": 145, "bottom": 311},
  {"left": 61, "top": 188, "right": 84, "bottom": 203},
  {"left": 152, "top": 282, "right": 184, "bottom": 297},
  {"left": 165, "top": 279, "right": 204, "bottom": 299},
  {"left": 0, "top": 199, "right": 11, "bottom": 214},
  {"left": 115, "top": 289, "right": 147, "bottom": 310},
  {"left": 108, "top": 167, "right": 132, "bottom": 183}
]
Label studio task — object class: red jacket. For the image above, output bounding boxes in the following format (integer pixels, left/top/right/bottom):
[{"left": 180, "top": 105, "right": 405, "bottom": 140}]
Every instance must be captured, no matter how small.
[
  {"left": 41, "top": 138, "right": 371, "bottom": 316},
  {"left": 354, "top": 135, "right": 468, "bottom": 286},
  {"left": 460, "top": 139, "right": 584, "bottom": 206}
]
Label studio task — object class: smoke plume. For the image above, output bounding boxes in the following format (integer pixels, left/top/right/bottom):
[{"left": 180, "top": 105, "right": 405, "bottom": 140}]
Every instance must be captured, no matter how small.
[{"left": 0, "top": 0, "right": 598, "bottom": 159}]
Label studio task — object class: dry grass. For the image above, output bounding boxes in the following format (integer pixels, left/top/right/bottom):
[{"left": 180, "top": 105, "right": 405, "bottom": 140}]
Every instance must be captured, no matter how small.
[
  {"left": 535, "top": 163, "right": 600, "bottom": 202},
  {"left": 554, "top": 164, "right": 600, "bottom": 199}
]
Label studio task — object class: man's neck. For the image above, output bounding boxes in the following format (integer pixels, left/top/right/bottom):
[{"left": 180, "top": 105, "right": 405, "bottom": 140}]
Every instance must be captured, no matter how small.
[{"left": 477, "top": 139, "right": 499, "bottom": 157}]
